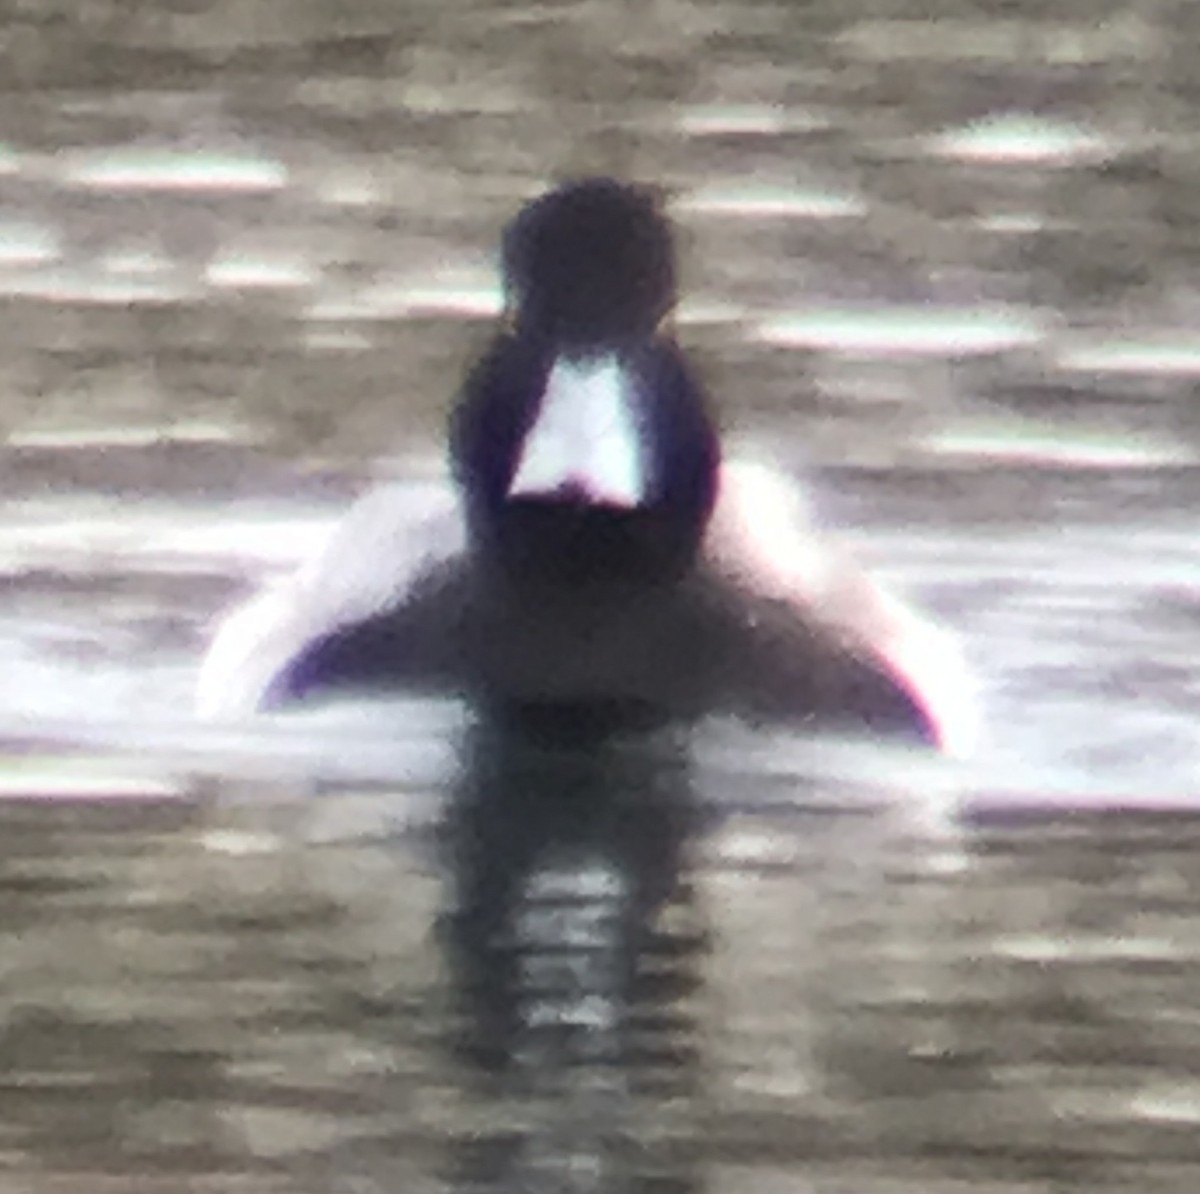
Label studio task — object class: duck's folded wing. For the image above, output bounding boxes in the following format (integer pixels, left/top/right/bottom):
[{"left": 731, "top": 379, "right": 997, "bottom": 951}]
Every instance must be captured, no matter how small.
[
  {"left": 706, "top": 459, "right": 978, "bottom": 756},
  {"left": 196, "top": 480, "right": 466, "bottom": 719}
]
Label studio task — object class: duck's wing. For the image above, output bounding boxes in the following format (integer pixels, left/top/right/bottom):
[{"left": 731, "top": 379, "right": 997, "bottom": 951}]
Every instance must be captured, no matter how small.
[
  {"left": 196, "top": 480, "right": 467, "bottom": 719},
  {"left": 704, "top": 459, "right": 978, "bottom": 755}
]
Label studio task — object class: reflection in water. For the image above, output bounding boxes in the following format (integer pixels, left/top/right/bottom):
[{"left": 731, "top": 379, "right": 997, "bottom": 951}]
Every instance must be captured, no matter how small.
[
  {"left": 439, "top": 723, "right": 706, "bottom": 1192},
  {"left": 4, "top": 739, "right": 1200, "bottom": 1190}
]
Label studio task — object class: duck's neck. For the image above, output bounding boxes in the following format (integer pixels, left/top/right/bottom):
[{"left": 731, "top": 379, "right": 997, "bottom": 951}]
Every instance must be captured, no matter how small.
[{"left": 450, "top": 332, "right": 721, "bottom": 587}]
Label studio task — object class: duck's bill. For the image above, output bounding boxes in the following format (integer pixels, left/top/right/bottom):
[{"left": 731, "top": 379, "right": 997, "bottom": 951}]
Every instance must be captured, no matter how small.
[{"left": 508, "top": 352, "right": 652, "bottom": 509}]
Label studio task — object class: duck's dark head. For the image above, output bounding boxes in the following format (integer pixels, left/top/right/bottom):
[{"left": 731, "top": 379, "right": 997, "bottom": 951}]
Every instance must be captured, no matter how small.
[
  {"left": 451, "top": 178, "right": 720, "bottom": 589},
  {"left": 502, "top": 175, "right": 677, "bottom": 348}
]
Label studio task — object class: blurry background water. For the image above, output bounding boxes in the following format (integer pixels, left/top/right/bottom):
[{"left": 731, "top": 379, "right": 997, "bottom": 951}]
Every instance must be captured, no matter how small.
[{"left": 1, "top": 1, "right": 1199, "bottom": 1190}]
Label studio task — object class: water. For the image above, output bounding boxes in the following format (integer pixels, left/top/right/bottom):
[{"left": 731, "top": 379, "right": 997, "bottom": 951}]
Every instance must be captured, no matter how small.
[{"left": 1, "top": 1, "right": 1199, "bottom": 1189}]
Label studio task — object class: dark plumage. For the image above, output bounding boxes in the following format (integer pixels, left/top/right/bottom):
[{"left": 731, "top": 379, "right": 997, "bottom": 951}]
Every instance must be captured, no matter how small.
[{"left": 198, "top": 178, "right": 976, "bottom": 753}]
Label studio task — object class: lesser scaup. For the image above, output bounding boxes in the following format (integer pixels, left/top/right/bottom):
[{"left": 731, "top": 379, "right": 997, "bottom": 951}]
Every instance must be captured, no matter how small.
[{"left": 197, "top": 178, "right": 976, "bottom": 754}]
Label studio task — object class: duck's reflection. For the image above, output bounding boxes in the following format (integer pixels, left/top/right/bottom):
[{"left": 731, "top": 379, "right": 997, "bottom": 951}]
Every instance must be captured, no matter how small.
[{"left": 438, "top": 720, "right": 708, "bottom": 1191}]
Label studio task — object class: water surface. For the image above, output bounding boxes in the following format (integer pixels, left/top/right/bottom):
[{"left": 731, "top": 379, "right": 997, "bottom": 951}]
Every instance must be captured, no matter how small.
[{"left": 1, "top": 2, "right": 1198, "bottom": 1190}]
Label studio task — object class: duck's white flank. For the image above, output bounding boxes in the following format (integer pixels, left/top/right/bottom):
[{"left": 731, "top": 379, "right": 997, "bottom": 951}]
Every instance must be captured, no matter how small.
[
  {"left": 196, "top": 481, "right": 461, "bottom": 720},
  {"left": 708, "top": 459, "right": 979, "bottom": 757}
]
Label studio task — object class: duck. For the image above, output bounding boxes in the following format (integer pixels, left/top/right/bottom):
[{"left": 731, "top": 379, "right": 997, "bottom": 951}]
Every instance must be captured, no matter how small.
[{"left": 197, "top": 177, "right": 976, "bottom": 754}]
